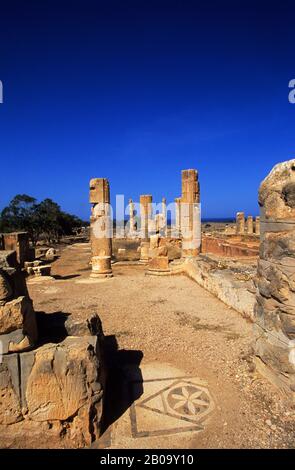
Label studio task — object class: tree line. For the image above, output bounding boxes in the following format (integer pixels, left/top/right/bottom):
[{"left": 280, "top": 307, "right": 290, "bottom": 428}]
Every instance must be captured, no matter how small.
[{"left": 0, "top": 194, "right": 87, "bottom": 245}]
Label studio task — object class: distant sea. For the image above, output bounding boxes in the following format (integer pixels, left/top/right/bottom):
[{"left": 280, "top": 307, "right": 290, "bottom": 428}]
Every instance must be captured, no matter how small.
[{"left": 201, "top": 218, "right": 235, "bottom": 223}]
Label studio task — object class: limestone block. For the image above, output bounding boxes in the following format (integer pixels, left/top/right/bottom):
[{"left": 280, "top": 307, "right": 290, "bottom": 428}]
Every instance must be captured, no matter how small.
[
  {"left": 0, "top": 354, "right": 22, "bottom": 425},
  {"left": 0, "top": 271, "right": 12, "bottom": 302},
  {"left": 0, "top": 329, "right": 25, "bottom": 354},
  {"left": 45, "top": 248, "right": 56, "bottom": 261},
  {"left": 148, "top": 256, "right": 169, "bottom": 272},
  {"left": 259, "top": 159, "right": 295, "bottom": 220},
  {"left": 0, "top": 333, "right": 105, "bottom": 447},
  {"left": 20, "top": 336, "right": 104, "bottom": 446},
  {"left": 36, "top": 312, "right": 104, "bottom": 343},
  {"left": 140, "top": 241, "right": 150, "bottom": 263},
  {"left": 0, "top": 296, "right": 37, "bottom": 337}
]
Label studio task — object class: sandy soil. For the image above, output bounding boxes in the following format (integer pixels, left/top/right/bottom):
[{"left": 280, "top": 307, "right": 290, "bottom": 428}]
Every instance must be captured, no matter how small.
[{"left": 27, "top": 243, "right": 295, "bottom": 449}]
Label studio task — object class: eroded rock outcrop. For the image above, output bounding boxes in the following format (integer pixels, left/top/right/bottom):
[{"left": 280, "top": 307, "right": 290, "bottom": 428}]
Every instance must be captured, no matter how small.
[{"left": 254, "top": 159, "right": 295, "bottom": 394}]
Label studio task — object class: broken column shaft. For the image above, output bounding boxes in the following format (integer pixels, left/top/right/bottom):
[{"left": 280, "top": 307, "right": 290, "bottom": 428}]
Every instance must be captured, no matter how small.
[
  {"left": 236, "top": 212, "right": 245, "bottom": 235},
  {"left": 128, "top": 199, "right": 136, "bottom": 237},
  {"left": 255, "top": 216, "right": 260, "bottom": 235},
  {"left": 247, "top": 216, "right": 254, "bottom": 234},
  {"left": 89, "top": 178, "right": 113, "bottom": 278},
  {"left": 140, "top": 195, "right": 153, "bottom": 241},
  {"left": 180, "top": 169, "right": 201, "bottom": 257},
  {"left": 162, "top": 197, "right": 167, "bottom": 237},
  {"left": 175, "top": 197, "right": 182, "bottom": 238}
]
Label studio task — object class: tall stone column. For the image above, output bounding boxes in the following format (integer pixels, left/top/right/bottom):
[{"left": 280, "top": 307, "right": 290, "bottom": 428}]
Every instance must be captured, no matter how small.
[
  {"left": 236, "top": 212, "right": 245, "bottom": 234},
  {"left": 180, "top": 169, "right": 201, "bottom": 257},
  {"left": 89, "top": 178, "right": 113, "bottom": 278},
  {"left": 139, "top": 195, "right": 152, "bottom": 263},
  {"left": 175, "top": 197, "right": 181, "bottom": 238},
  {"left": 140, "top": 195, "right": 152, "bottom": 241},
  {"left": 254, "top": 159, "right": 295, "bottom": 394},
  {"left": 128, "top": 198, "right": 136, "bottom": 238},
  {"left": 255, "top": 216, "right": 260, "bottom": 235},
  {"left": 247, "top": 215, "right": 253, "bottom": 234},
  {"left": 162, "top": 197, "right": 167, "bottom": 237}
]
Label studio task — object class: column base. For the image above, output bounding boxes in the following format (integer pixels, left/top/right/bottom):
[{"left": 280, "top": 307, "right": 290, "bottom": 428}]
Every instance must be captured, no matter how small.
[{"left": 90, "top": 272, "right": 113, "bottom": 279}]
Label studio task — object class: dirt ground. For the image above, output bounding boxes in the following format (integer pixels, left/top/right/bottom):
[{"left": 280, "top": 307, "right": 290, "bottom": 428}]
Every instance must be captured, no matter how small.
[{"left": 27, "top": 243, "right": 295, "bottom": 449}]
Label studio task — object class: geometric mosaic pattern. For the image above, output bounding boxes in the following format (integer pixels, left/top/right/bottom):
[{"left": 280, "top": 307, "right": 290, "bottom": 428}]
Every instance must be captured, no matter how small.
[{"left": 130, "top": 376, "right": 214, "bottom": 438}]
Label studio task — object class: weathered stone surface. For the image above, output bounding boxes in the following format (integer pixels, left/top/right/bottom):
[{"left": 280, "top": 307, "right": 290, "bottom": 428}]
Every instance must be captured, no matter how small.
[
  {"left": 254, "top": 159, "right": 295, "bottom": 394},
  {"left": 236, "top": 212, "right": 245, "bottom": 235},
  {"left": 1, "top": 232, "right": 31, "bottom": 267},
  {"left": 148, "top": 256, "right": 169, "bottom": 272},
  {"left": 0, "top": 329, "right": 25, "bottom": 354},
  {"left": 175, "top": 197, "right": 182, "bottom": 238},
  {"left": 259, "top": 159, "right": 295, "bottom": 220},
  {"left": 255, "top": 216, "right": 260, "bottom": 235},
  {"left": 0, "top": 296, "right": 36, "bottom": 337},
  {"left": 140, "top": 241, "right": 150, "bottom": 263},
  {"left": 0, "top": 250, "right": 17, "bottom": 269},
  {"left": 0, "top": 333, "right": 105, "bottom": 448},
  {"left": 0, "top": 354, "right": 22, "bottom": 425},
  {"left": 201, "top": 235, "right": 259, "bottom": 258},
  {"left": 128, "top": 199, "right": 137, "bottom": 237},
  {"left": 181, "top": 170, "right": 201, "bottom": 257},
  {"left": 184, "top": 256, "right": 256, "bottom": 320},
  {"left": 45, "top": 248, "right": 56, "bottom": 261},
  {"left": 140, "top": 195, "right": 153, "bottom": 241},
  {"left": 0, "top": 250, "right": 38, "bottom": 352},
  {"left": 89, "top": 178, "right": 113, "bottom": 278},
  {"left": 0, "top": 270, "right": 12, "bottom": 302},
  {"left": 22, "top": 337, "right": 102, "bottom": 421},
  {"left": 247, "top": 216, "right": 253, "bottom": 234},
  {"left": 36, "top": 312, "right": 104, "bottom": 342}
]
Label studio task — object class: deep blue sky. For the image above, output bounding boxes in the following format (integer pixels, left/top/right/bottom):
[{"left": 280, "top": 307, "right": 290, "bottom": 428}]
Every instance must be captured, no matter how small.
[{"left": 0, "top": 0, "right": 295, "bottom": 219}]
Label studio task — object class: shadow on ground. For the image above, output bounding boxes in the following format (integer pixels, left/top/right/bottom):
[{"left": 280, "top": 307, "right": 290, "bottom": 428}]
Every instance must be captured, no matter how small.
[
  {"left": 52, "top": 274, "right": 81, "bottom": 280},
  {"left": 100, "top": 335, "right": 143, "bottom": 439}
]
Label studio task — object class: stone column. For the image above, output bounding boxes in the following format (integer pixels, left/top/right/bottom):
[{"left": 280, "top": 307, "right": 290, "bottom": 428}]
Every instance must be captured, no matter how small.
[
  {"left": 162, "top": 197, "right": 167, "bottom": 237},
  {"left": 89, "top": 178, "right": 113, "bottom": 278},
  {"left": 175, "top": 197, "right": 181, "bottom": 238},
  {"left": 140, "top": 195, "right": 152, "bottom": 241},
  {"left": 139, "top": 195, "right": 152, "bottom": 263},
  {"left": 236, "top": 212, "right": 245, "bottom": 234},
  {"left": 128, "top": 198, "right": 136, "bottom": 238},
  {"left": 254, "top": 159, "right": 295, "bottom": 394},
  {"left": 255, "top": 216, "right": 260, "bottom": 235},
  {"left": 246, "top": 215, "right": 253, "bottom": 234},
  {"left": 180, "top": 169, "right": 201, "bottom": 257}
]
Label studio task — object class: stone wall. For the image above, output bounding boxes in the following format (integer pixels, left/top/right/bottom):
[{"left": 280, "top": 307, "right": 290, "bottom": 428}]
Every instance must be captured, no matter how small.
[
  {"left": 0, "top": 232, "right": 32, "bottom": 267},
  {"left": 183, "top": 256, "right": 256, "bottom": 321},
  {"left": 202, "top": 235, "right": 259, "bottom": 258},
  {"left": 254, "top": 159, "right": 295, "bottom": 395}
]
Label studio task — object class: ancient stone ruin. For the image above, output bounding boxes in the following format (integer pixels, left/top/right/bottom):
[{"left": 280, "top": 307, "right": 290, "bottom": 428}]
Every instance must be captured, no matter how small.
[
  {"left": 254, "top": 159, "right": 295, "bottom": 394},
  {"left": 3, "top": 161, "right": 295, "bottom": 449},
  {"left": 89, "top": 178, "right": 113, "bottom": 278},
  {"left": 236, "top": 212, "right": 245, "bottom": 235},
  {"left": 0, "top": 245, "right": 105, "bottom": 447},
  {"left": 180, "top": 169, "right": 201, "bottom": 257},
  {"left": 0, "top": 250, "right": 37, "bottom": 353}
]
